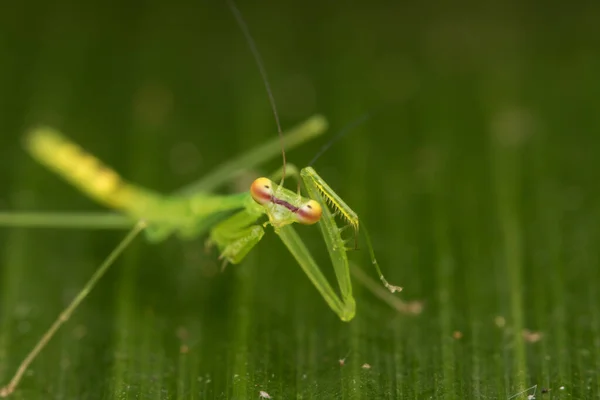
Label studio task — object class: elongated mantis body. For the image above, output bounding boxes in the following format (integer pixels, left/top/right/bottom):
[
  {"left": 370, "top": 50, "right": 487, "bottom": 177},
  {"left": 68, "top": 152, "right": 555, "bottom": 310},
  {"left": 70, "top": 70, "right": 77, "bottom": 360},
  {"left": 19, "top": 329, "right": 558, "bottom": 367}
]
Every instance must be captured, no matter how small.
[
  {"left": 0, "top": 2, "right": 401, "bottom": 397},
  {"left": 0, "top": 116, "right": 399, "bottom": 397}
]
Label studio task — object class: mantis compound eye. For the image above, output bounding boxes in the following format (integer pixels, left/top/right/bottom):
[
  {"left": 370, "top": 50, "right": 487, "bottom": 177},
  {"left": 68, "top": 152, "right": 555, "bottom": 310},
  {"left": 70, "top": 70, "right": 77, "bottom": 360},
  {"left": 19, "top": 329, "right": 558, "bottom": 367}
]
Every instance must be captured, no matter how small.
[
  {"left": 250, "top": 177, "right": 273, "bottom": 205},
  {"left": 297, "top": 199, "right": 322, "bottom": 225}
]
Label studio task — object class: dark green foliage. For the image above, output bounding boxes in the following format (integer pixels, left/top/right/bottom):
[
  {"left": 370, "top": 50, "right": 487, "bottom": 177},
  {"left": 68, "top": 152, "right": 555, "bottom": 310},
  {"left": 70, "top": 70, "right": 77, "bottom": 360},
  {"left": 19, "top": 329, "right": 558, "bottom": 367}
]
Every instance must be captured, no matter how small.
[{"left": 0, "top": 1, "right": 599, "bottom": 398}]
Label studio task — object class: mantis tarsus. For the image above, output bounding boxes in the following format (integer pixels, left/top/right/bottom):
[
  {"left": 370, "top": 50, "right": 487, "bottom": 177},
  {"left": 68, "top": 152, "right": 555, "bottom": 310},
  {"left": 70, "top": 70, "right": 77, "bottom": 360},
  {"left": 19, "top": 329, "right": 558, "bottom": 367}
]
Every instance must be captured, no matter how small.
[{"left": 0, "top": 2, "right": 402, "bottom": 397}]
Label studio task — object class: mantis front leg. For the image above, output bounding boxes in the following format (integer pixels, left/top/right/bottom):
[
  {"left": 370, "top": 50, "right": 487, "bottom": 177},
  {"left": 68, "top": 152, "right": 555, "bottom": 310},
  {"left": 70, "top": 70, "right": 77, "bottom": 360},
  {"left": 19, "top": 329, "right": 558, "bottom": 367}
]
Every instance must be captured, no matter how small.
[
  {"left": 207, "top": 199, "right": 265, "bottom": 266},
  {"left": 276, "top": 225, "right": 356, "bottom": 321},
  {"left": 208, "top": 196, "right": 357, "bottom": 321},
  {"left": 290, "top": 166, "right": 403, "bottom": 321},
  {"left": 208, "top": 166, "right": 358, "bottom": 321},
  {"left": 268, "top": 167, "right": 359, "bottom": 322},
  {"left": 209, "top": 165, "right": 399, "bottom": 323}
]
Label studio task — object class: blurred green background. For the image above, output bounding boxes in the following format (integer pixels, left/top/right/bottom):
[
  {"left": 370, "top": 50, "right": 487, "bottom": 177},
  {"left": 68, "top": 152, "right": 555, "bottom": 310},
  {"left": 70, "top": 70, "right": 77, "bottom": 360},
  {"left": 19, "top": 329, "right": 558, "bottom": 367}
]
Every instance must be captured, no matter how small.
[{"left": 1, "top": 0, "right": 599, "bottom": 399}]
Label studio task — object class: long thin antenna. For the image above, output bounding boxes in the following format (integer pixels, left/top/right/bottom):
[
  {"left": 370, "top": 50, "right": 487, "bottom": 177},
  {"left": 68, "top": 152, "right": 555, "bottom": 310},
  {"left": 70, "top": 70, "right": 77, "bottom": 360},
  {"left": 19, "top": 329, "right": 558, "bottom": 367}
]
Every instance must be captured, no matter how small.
[
  {"left": 308, "top": 112, "right": 372, "bottom": 167},
  {"left": 308, "top": 99, "right": 401, "bottom": 167},
  {"left": 226, "top": 0, "right": 287, "bottom": 186}
]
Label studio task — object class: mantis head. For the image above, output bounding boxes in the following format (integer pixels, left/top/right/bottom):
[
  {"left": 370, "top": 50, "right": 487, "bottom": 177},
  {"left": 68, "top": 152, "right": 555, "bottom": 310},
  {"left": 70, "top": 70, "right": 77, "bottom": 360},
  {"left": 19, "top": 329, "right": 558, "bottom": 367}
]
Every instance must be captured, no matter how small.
[{"left": 250, "top": 177, "right": 322, "bottom": 228}]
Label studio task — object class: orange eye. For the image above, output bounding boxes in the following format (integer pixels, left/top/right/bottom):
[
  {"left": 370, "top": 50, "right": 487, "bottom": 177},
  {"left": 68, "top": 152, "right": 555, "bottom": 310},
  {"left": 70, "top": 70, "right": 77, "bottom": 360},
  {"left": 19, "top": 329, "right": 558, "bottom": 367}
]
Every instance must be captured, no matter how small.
[
  {"left": 297, "top": 199, "right": 322, "bottom": 225},
  {"left": 250, "top": 177, "right": 273, "bottom": 205}
]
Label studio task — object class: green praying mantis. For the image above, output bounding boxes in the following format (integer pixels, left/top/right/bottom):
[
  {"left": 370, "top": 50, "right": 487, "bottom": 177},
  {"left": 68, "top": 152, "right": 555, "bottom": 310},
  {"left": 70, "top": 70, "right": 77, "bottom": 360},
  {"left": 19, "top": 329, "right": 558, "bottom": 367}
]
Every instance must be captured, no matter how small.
[{"left": 0, "top": 1, "right": 402, "bottom": 397}]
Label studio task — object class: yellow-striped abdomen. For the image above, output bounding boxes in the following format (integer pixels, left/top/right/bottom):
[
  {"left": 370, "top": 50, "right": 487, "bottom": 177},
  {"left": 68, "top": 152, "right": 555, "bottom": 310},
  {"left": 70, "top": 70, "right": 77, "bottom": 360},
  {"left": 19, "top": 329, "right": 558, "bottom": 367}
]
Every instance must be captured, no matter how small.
[{"left": 25, "top": 127, "right": 148, "bottom": 211}]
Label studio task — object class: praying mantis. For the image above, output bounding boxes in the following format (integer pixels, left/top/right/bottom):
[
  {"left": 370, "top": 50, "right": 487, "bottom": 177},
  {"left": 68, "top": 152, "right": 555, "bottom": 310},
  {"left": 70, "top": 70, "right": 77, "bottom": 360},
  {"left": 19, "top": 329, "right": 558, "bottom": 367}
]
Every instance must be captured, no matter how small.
[{"left": 0, "top": 1, "right": 401, "bottom": 397}]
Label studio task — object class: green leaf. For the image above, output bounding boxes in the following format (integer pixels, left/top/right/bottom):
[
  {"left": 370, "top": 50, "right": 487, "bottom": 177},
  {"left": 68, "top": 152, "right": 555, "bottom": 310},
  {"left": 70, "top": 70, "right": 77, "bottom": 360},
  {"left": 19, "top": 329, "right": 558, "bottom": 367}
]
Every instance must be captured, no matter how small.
[{"left": 1, "top": 1, "right": 599, "bottom": 399}]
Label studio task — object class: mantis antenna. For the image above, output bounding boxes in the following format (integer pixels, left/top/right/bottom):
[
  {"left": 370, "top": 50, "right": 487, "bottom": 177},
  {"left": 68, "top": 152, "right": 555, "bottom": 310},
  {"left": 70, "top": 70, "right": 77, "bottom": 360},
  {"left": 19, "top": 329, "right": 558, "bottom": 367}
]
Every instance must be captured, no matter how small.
[
  {"left": 309, "top": 100, "right": 401, "bottom": 166},
  {"left": 226, "top": 0, "right": 288, "bottom": 186},
  {"left": 308, "top": 112, "right": 373, "bottom": 167}
]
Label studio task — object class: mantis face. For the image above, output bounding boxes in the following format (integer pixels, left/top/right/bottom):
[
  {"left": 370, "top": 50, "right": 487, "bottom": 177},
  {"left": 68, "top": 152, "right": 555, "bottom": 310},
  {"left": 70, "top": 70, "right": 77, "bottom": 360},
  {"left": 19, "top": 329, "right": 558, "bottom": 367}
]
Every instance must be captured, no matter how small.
[{"left": 250, "top": 177, "right": 322, "bottom": 229}]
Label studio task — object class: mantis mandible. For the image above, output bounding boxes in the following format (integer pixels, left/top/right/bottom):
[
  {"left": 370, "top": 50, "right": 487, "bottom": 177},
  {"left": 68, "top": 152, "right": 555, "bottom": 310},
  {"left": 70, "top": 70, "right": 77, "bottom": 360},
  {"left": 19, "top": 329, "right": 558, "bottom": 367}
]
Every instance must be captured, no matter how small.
[{"left": 0, "top": 1, "right": 401, "bottom": 396}]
